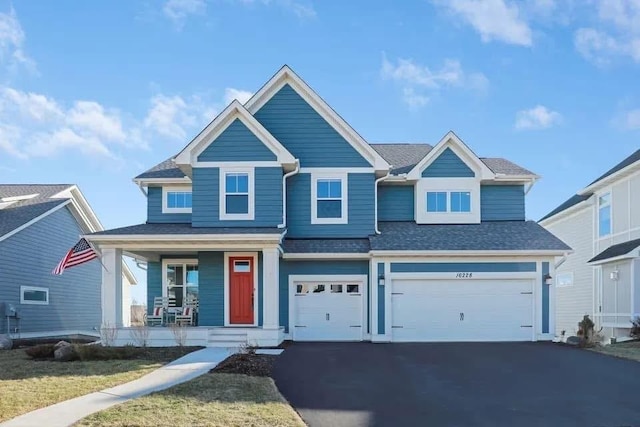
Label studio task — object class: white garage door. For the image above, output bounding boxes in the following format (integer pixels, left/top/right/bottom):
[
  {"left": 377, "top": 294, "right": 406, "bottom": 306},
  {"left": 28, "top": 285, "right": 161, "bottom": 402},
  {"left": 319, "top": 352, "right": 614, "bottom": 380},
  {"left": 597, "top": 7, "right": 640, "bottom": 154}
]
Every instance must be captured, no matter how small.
[
  {"left": 292, "top": 281, "right": 363, "bottom": 341},
  {"left": 392, "top": 279, "right": 534, "bottom": 342}
]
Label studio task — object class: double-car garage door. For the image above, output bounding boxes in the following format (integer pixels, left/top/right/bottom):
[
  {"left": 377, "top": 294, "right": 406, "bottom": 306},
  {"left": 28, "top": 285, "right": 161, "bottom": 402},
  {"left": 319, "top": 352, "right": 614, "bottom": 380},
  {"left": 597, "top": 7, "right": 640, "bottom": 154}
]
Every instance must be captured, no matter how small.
[{"left": 290, "top": 276, "right": 534, "bottom": 342}]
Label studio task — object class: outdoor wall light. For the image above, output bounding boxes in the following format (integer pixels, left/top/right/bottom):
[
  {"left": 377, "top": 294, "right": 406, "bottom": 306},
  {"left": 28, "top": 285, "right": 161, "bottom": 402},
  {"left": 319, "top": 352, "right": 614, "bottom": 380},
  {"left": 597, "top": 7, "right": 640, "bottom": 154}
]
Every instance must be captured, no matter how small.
[
  {"left": 378, "top": 273, "right": 385, "bottom": 287},
  {"left": 544, "top": 274, "right": 553, "bottom": 285}
]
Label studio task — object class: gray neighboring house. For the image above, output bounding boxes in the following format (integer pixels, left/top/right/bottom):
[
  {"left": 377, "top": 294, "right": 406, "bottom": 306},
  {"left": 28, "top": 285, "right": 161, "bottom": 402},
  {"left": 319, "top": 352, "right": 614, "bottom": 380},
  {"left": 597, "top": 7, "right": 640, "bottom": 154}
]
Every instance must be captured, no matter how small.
[{"left": 0, "top": 184, "right": 136, "bottom": 338}]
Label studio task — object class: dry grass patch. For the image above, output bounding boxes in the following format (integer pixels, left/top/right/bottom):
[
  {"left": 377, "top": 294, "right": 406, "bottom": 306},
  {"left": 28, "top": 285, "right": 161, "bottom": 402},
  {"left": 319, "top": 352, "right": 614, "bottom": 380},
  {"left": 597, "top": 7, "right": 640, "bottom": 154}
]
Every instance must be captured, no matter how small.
[
  {"left": 590, "top": 340, "right": 640, "bottom": 362},
  {"left": 76, "top": 373, "right": 304, "bottom": 427},
  {"left": 0, "top": 347, "right": 199, "bottom": 423}
]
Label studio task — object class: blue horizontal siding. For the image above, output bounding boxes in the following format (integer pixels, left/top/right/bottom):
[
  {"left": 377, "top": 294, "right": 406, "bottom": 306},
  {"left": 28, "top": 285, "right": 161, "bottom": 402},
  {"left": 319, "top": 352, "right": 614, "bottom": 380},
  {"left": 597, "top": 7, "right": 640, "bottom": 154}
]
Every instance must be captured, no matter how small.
[
  {"left": 253, "top": 84, "right": 371, "bottom": 167},
  {"left": 147, "top": 186, "right": 191, "bottom": 224},
  {"left": 0, "top": 207, "right": 101, "bottom": 334},
  {"left": 198, "top": 252, "right": 224, "bottom": 326},
  {"left": 197, "top": 118, "right": 276, "bottom": 162},
  {"left": 480, "top": 185, "right": 525, "bottom": 221},
  {"left": 422, "top": 147, "right": 475, "bottom": 178},
  {"left": 146, "top": 261, "right": 162, "bottom": 315},
  {"left": 390, "top": 262, "right": 537, "bottom": 273},
  {"left": 378, "top": 185, "right": 414, "bottom": 221},
  {"left": 287, "top": 173, "right": 375, "bottom": 238},
  {"left": 279, "top": 259, "right": 370, "bottom": 332},
  {"left": 192, "top": 167, "right": 283, "bottom": 227}
]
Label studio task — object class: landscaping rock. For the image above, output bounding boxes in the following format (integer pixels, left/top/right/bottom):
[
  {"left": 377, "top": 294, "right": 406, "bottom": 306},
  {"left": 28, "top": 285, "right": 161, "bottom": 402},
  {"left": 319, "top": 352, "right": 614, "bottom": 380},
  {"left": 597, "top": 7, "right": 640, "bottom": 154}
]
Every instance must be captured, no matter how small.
[
  {"left": 0, "top": 334, "right": 12, "bottom": 350},
  {"left": 566, "top": 336, "right": 582, "bottom": 346},
  {"left": 54, "top": 344, "right": 77, "bottom": 361},
  {"left": 54, "top": 340, "right": 71, "bottom": 349}
]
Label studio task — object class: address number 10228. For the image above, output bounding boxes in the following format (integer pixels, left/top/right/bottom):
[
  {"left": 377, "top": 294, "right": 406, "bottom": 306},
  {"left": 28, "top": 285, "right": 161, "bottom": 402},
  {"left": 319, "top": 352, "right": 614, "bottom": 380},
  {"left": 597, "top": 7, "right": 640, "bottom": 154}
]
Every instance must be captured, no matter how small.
[{"left": 455, "top": 272, "right": 473, "bottom": 278}]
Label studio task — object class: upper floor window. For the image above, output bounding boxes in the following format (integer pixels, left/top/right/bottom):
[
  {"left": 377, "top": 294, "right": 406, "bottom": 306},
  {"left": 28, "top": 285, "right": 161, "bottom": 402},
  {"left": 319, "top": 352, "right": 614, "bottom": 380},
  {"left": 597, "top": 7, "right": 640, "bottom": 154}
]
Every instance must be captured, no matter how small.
[
  {"left": 312, "top": 173, "right": 348, "bottom": 224},
  {"left": 220, "top": 168, "right": 254, "bottom": 220},
  {"left": 20, "top": 286, "right": 49, "bottom": 305},
  {"left": 426, "top": 191, "right": 471, "bottom": 213},
  {"left": 162, "top": 187, "right": 192, "bottom": 214},
  {"left": 598, "top": 193, "right": 611, "bottom": 237}
]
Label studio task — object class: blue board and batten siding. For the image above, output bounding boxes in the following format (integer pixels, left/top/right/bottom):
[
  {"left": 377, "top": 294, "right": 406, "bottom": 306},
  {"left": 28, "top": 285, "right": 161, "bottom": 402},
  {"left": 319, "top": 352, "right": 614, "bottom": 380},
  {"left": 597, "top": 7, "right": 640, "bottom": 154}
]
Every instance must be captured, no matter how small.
[
  {"left": 421, "top": 148, "right": 475, "bottom": 178},
  {"left": 279, "top": 260, "right": 369, "bottom": 333},
  {"left": 377, "top": 262, "right": 385, "bottom": 335},
  {"left": 253, "top": 84, "right": 371, "bottom": 168},
  {"left": 197, "top": 119, "right": 276, "bottom": 162},
  {"left": 480, "top": 185, "right": 525, "bottom": 221},
  {"left": 377, "top": 185, "right": 414, "bottom": 221},
  {"left": 542, "top": 262, "right": 550, "bottom": 334},
  {"left": 147, "top": 186, "right": 192, "bottom": 224},
  {"left": 0, "top": 207, "right": 101, "bottom": 334},
  {"left": 192, "top": 167, "right": 283, "bottom": 227},
  {"left": 287, "top": 173, "right": 375, "bottom": 238}
]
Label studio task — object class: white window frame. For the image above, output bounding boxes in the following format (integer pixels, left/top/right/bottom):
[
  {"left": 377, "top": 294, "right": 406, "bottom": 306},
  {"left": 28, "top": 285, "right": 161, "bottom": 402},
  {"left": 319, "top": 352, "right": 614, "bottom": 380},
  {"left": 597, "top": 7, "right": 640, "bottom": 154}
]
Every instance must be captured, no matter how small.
[
  {"left": 219, "top": 167, "right": 255, "bottom": 221},
  {"left": 415, "top": 178, "right": 480, "bottom": 224},
  {"left": 425, "top": 190, "right": 473, "bottom": 214},
  {"left": 162, "top": 186, "right": 193, "bottom": 214},
  {"left": 20, "top": 286, "right": 49, "bottom": 305},
  {"left": 556, "top": 272, "right": 574, "bottom": 288},
  {"left": 311, "top": 171, "right": 348, "bottom": 225},
  {"left": 598, "top": 191, "right": 612, "bottom": 237},
  {"left": 161, "top": 259, "right": 198, "bottom": 309}
]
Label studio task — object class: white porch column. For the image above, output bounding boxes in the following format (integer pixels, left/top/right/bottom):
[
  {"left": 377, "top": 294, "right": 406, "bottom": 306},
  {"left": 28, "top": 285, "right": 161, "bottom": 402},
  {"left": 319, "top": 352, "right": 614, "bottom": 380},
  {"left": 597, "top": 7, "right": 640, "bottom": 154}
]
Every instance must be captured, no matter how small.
[
  {"left": 101, "top": 248, "right": 123, "bottom": 327},
  {"left": 262, "top": 248, "right": 280, "bottom": 329}
]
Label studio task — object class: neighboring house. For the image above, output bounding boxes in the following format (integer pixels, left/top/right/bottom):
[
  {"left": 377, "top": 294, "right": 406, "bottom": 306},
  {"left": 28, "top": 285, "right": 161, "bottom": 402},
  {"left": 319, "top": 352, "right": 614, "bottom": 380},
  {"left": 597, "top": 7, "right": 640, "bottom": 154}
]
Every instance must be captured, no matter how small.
[
  {"left": 87, "top": 66, "right": 569, "bottom": 347},
  {"left": 540, "top": 150, "right": 640, "bottom": 341},
  {"left": 0, "top": 184, "right": 137, "bottom": 338}
]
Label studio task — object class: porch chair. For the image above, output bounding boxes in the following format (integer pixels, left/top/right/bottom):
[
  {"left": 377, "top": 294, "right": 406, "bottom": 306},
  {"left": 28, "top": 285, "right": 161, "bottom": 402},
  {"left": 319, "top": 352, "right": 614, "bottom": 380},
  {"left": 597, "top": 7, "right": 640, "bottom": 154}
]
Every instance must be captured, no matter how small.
[
  {"left": 174, "top": 306, "right": 194, "bottom": 326},
  {"left": 146, "top": 306, "right": 164, "bottom": 326}
]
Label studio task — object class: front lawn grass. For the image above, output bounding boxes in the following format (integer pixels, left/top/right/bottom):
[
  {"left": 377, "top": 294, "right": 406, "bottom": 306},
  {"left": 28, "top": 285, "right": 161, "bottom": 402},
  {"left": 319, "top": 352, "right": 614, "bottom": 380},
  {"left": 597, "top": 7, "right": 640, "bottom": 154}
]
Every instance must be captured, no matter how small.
[
  {"left": 0, "top": 346, "right": 199, "bottom": 423},
  {"left": 76, "top": 373, "right": 305, "bottom": 427},
  {"left": 591, "top": 340, "right": 640, "bottom": 362}
]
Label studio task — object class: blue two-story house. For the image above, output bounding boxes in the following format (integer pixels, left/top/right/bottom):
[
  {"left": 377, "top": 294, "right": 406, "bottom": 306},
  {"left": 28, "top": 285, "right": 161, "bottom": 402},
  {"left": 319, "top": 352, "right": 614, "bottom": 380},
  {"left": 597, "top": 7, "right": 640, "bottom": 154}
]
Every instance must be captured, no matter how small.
[{"left": 87, "top": 66, "right": 570, "bottom": 346}]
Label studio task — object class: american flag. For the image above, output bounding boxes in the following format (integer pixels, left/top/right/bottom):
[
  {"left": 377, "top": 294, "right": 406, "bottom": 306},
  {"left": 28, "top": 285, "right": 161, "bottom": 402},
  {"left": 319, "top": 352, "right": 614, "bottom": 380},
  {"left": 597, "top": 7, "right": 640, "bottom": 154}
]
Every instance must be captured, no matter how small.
[{"left": 52, "top": 238, "right": 99, "bottom": 275}]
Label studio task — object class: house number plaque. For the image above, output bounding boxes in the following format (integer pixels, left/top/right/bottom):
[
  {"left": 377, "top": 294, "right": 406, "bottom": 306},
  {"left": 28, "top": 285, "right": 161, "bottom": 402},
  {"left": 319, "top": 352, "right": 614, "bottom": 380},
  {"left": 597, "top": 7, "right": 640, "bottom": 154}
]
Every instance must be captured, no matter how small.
[{"left": 455, "top": 272, "right": 473, "bottom": 278}]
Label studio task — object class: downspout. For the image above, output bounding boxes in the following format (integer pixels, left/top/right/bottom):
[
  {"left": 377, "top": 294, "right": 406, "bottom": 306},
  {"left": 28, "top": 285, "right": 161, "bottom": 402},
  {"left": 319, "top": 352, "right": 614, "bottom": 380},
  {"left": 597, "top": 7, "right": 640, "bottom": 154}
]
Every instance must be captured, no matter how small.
[
  {"left": 555, "top": 252, "right": 569, "bottom": 269},
  {"left": 278, "top": 159, "right": 300, "bottom": 229},
  {"left": 525, "top": 177, "right": 538, "bottom": 195},
  {"left": 374, "top": 170, "right": 392, "bottom": 234}
]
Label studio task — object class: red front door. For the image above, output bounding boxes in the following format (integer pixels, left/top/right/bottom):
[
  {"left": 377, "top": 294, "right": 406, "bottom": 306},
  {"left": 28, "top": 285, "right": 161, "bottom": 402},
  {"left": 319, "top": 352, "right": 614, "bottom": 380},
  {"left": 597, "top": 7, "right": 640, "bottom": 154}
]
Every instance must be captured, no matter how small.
[{"left": 229, "top": 257, "right": 254, "bottom": 324}]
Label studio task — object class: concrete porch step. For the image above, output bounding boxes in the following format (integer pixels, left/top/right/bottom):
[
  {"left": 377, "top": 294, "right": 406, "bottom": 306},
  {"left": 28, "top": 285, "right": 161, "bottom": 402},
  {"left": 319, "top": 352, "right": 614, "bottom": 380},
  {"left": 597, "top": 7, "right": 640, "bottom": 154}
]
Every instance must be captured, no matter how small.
[{"left": 207, "top": 327, "right": 256, "bottom": 336}]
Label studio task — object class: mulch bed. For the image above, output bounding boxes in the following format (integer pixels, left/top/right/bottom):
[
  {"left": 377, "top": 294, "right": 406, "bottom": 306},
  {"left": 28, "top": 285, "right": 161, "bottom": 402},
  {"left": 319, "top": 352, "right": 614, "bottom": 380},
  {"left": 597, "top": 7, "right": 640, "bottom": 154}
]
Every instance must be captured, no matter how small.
[{"left": 212, "top": 352, "right": 278, "bottom": 377}]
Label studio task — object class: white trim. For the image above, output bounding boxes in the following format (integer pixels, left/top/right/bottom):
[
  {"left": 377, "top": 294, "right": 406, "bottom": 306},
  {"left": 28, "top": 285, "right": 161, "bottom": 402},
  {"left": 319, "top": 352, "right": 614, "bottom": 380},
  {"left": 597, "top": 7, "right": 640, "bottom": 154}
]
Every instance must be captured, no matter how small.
[
  {"left": 161, "top": 258, "right": 198, "bottom": 303},
  {"left": 406, "top": 131, "right": 495, "bottom": 180},
  {"left": 311, "top": 171, "right": 348, "bottom": 225},
  {"left": 10, "top": 329, "right": 101, "bottom": 339},
  {"left": 578, "top": 158, "right": 640, "bottom": 196},
  {"left": 224, "top": 252, "right": 259, "bottom": 327},
  {"left": 0, "top": 200, "right": 71, "bottom": 242},
  {"left": 161, "top": 185, "right": 193, "bottom": 214},
  {"left": 133, "top": 177, "right": 191, "bottom": 186},
  {"left": 20, "top": 285, "right": 49, "bottom": 305},
  {"left": 370, "top": 250, "right": 572, "bottom": 257},
  {"left": 539, "top": 197, "right": 593, "bottom": 226},
  {"left": 174, "top": 100, "right": 295, "bottom": 166},
  {"left": 219, "top": 167, "right": 255, "bottom": 221},
  {"left": 86, "top": 233, "right": 283, "bottom": 242},
  {"left": 300, "top": 167, "right": 374, "bottom": 174},
  {"left": 597, "top": 190, "right": 612, "bottom": 238},
  {"left": 52, "top": 185, "right": 104, "bottom": 233},
  {"left": 288, "top": 274, "right": 367, "bottom": 341},
  {"left": 388, "top": 271, "right": 539, "bottom": 281},
  {"left": 194, "top": 161, "right": 282, "bottom": 168},
  {"left": 589, "top": 253, "right": 640, "bottom": 266},
  {"left": 282, "top": 253, "right": 370, "bottom": 260},
  {"left": 595, "top": 225, "right": 640, "bottom": 242},
  {"left": 244, "top": 65, "right": 390, "bottom": 171}
]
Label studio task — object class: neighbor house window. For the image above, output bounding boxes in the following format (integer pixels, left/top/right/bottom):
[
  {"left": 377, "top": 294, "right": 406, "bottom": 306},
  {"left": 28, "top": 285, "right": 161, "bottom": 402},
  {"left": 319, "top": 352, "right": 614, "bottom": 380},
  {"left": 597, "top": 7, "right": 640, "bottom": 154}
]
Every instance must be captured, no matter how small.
[
  {"left": 556, "top": 272, "right": 573, "bottom": 288},
  {"left": 220, "top": 168, "right": 254, "bottom": 220},
  {"left": 20, "top": 286, "right": 49, "bottom": 305},
  {"left": 162, "top": 187, "right": 192, "bottom": 213},
  {"left": 164, "top": 261, "right": 199, "bottom": 308},
  {"left": 598, "top": 193, "right": 611, "bottom": 237},
  {"left": 312, "top": 173, "right": 347, "bottom": 224}
]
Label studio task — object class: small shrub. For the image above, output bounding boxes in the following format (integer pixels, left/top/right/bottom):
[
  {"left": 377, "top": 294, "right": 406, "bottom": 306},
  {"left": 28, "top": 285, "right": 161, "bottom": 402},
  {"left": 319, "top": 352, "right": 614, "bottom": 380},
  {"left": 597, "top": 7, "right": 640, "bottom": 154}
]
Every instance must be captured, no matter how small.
[
  {"left": 129, "top": 325, "right": 150, "bottom": 347},
  {"left": 74, "top": 344, "right": 142, "bottom": 361},
  {"left": 169, "top": 323, "right": 188, "bottom": 347},
  {"left": 100, "top": 322, "right": 118, "bottom": 346},
  {"left": 25, "top": 344, "right": 56, "bottom": 359}
]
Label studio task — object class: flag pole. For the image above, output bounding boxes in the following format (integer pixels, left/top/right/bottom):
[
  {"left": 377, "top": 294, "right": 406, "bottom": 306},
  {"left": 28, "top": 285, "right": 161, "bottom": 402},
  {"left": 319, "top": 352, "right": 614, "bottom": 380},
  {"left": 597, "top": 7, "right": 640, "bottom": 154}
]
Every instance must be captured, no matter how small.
[{"left": 83, "top": 235, "right": 110, "bottom": 274}]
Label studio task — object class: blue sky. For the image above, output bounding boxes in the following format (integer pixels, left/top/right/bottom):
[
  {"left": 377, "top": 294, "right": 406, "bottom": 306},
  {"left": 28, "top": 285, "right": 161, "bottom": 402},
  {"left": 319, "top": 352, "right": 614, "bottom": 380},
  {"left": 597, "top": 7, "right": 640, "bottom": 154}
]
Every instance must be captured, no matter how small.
[{"left": 1, "top": 0, "right": 639, "bottom": 303}]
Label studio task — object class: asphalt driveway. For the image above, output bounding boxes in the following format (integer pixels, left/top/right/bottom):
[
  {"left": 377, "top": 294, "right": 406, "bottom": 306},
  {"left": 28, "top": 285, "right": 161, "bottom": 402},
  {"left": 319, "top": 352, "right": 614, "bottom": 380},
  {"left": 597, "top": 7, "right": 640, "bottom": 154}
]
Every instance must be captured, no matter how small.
[{"left": 272, "top": 342, "right": 640, "bottom": 427}]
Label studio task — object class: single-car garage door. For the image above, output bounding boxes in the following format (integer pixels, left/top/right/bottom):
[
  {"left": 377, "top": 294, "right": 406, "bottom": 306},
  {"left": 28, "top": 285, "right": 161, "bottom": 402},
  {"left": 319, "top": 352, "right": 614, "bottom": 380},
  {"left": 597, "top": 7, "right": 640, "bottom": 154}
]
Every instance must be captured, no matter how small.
[
  {"left": 292, "top": 280, "right": 363, "bottom": 341},
  {"left": 392, "top": 279, "right": 534, "bottom": 342}
]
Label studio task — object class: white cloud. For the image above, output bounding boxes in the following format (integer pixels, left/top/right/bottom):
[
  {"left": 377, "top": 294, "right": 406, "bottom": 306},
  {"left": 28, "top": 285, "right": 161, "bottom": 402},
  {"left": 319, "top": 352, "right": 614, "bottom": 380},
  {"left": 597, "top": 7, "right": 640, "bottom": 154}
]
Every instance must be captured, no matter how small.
[
  {"left": 67, "top": 101, "right": 127, "bottom": 142},
  {"left": 0, "top": 8, "right": 36, "bottom": 73},
  {"left": 223, "top": 87, "right": 253, "bottom": 105},
  {"left": 434, "top": 0, "right": 532, "bottom": 46},
  {"left": 514, "top": 105, "right": 562, "bottom": 130},
  {"left": 144, "top": 94, "right": 194, "bottom": 140},
  {"left": 0, "top": 88, "right": 63, "bottom": 121},
  {"left": 381, "top": 54, "right": 489, "bottom": 108},
  {"left": 163, "top": 0, "right": 206, "bottom": 29}
]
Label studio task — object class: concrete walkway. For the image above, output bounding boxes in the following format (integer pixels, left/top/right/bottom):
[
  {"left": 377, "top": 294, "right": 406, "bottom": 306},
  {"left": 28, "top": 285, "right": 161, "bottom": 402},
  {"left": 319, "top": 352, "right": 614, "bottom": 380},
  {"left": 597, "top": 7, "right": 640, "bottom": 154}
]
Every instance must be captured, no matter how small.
[{"left": 2, "top": 347, "right": 233, "bottom": 427}]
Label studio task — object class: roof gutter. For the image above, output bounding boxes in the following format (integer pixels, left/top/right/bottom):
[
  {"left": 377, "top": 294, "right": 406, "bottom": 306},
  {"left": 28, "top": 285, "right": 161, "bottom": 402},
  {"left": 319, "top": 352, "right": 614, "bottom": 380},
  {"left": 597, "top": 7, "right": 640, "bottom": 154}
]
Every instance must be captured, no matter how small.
[
  {"left": 374, "top": 169, "right": 392, "bottom": 234},
  {"left": 554, "top": 252, "right": 569, "bottom": 269},
  {"left": 278, "top": 159, "right": 300, "bottom": 229},
  {"left": 524, "top": 176, "right": 538, "bottom": 195},
  {"left": 137, "top": 182, "right": 147, "bottom": 197}
]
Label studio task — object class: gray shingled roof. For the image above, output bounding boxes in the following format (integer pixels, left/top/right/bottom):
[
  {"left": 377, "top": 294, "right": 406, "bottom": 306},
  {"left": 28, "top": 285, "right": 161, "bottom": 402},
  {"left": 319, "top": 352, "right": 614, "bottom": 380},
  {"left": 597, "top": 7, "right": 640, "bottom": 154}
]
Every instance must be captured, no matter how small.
[
  {"left": 541, "top": 149, "right": 640, "bottom": 222},
  {"left": 90, "top": 223, "right": 284, "bottom": 235},
  {"left": 282, "top": 239, "right": 370, "bottom": 253},
  {"left": 0, "top": 184, "right": 73, "bottom": 238},
  {"left": 370, "top": 221, "right": 571, "bottom": 252},
  {"left": 480, "top": 158, "right": 536, "bottom": 176},
  {"left": 588, "top": 238, "right": 640, "bottom": 263},
  {"left": 135, "top": 157, "right": 185, "bottom": 180}
]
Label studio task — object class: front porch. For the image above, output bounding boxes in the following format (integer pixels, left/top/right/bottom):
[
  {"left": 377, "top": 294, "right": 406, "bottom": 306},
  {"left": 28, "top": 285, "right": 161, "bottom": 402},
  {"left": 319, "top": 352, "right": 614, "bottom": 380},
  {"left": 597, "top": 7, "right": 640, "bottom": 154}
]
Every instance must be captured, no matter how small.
[{"left": 91, "top": 229, "right": 285, "bottom": 347}]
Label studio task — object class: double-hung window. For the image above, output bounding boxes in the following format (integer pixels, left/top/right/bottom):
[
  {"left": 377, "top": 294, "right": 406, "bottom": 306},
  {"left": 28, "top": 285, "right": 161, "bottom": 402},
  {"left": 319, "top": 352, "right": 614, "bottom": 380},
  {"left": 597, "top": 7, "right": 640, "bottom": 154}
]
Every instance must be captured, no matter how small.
[
  {"left": 598, "top": 192, "right": 611, "bottom": 237},
  {"left": 426, "top": 191, "right": 471, "bottom": 213},
  {"left": 220, "top": 168, "right": 254, "bottom": 220},
  {"left": 162, "top": 187, "right": 192, "bottom": 213},
  {"left": 312, "top": 173, "right": 347, "bottom": 224}
]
